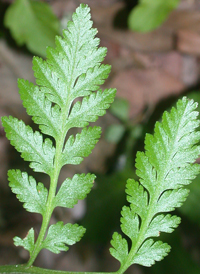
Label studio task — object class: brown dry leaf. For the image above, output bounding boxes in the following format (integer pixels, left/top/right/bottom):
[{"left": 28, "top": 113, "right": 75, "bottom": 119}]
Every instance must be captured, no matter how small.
[
  {"left": 0, "top": 40, "right": 34, "bottom": 120},
  {"left": 110, "top": 68, "right": 185, "bottom": 117}
]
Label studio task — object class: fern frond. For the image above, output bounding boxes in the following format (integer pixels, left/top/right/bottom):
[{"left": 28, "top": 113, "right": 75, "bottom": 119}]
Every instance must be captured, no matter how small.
[
  {"left": 110, "top": 97, "right": 200, "bottom": 272},
  {"left": 2, "top": 3, "right": 116, "bottom": 264}
]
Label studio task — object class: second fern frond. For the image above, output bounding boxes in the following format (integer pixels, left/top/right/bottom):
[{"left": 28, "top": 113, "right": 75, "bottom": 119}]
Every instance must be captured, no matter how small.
[{"left": 110, "top": 97, "right": 200, "bottom": 273}]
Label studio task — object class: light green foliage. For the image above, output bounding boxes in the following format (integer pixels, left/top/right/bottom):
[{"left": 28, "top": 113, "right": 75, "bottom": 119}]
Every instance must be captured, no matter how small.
[
  {"left": 2, "top": 117, "right": 55, "bottom": 176},
  {"left": 110, "top": 97, "right": 200, "bottom": 271},
  {"left": 18, "top": 79, "right": 61, "bottom": 139},
  {"left": 110, "top": 232, "right": 129, "bottom": 266},
  {"left": 1, "top": 3, "right": 116, "bottom": 265},
  {"left": 67, "top": 89, "right": 115, "bottom": 128},
  {"left": 128, "top": 0, "right": 180, "bottom": 32},
  {"left": 8, "top": 170, "right": 48, "bottom": 215},
  {"left": 14, "top": 228, "right": 35, "bottom": 255},
  {"left": 61, "top": 127, "right": 101, "bottom": 165},
  {"left": 41, "top": 222, "right": 85, "bottom": 254},
  {"left": 54, "top": 173, "right": 95, "bottom": 208},
  {"left": 4, "top": 0, "right": 60, "bottom": 57}
]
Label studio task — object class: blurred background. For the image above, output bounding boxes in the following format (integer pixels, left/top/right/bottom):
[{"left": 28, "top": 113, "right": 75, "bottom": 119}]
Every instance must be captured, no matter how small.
[{"left": 0, "top": 0, "right": 200, "bottom": 273}]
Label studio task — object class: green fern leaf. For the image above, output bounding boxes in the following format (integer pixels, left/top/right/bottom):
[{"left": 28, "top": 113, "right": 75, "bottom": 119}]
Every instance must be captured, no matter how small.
[
  {"left": 145, "top": 214, "right": 181, "bottom": 238},
  {"left": 61, "top": 127, "right": 101, "bottom": 166},
  {"left": 54, "top": 173, "right": 95, "bottom": 208},
  {"left": 132, "top": 239, "right": 170, "bottom": 267},
  {"left": 110, "top": 97, "right": 200, "bottom": 271},
  {"left": 8, "top": 170, "right": 47, "bottom": 216},
  {"left": 125, "top": 179, "right": 148, "bottom": 219},
  {"left": 18, "top": 79, "right": 61, "bottom": 139},
  {"left": 2, "top": 116, "right": 55, "bottom": 176},
  {"left": 120, "top": 206, "right": 139, "bottom": 244},
  {"left": 154, "top": 188, "right": 189, "bottom": 212},
  {"left": 41, "top": 222, "right": 85, "bottom": 254},
  {"left": 14, "top": 228, "right": 35, "bottom": 254},
  {"left": 110, "top": 232, "right": 129, "bottom": 266},
  {"left": 73, "top": 64, "right": 111, "bottom": 98},
  {"left": 32, "top": 56, "right": 68, "bottom": 109},
  {"left": 67, "top": 89, "right": 116, "bottom": 129}
]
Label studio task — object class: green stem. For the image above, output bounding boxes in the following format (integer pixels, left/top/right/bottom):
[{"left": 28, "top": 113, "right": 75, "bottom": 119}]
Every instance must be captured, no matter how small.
[
  {"left": 26, "top": 97, "right": 72, "bottom": 266},
  {"left": 24, "top": 18, "right": 89, "bottom": 267},
  {"left": 116, "top": 197, "right": 156, "bottom": 274},
  {"left": 26, "top": 136, "right": 64, "bottom": 266},
  {"left": 0, "top": 265, "right": 115, "bottom": 274}
]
